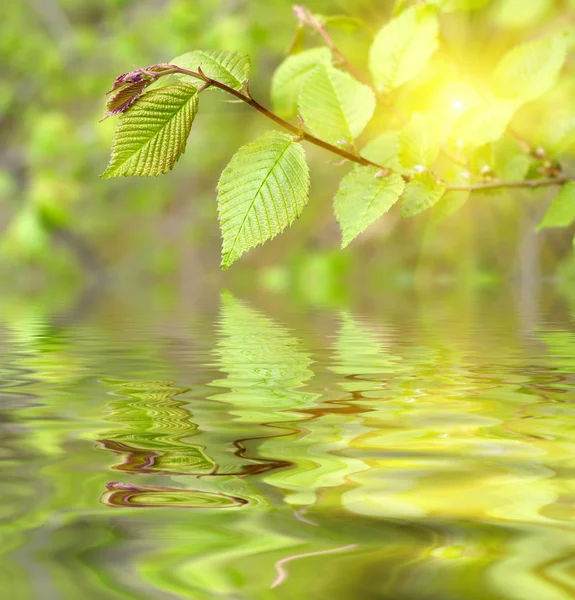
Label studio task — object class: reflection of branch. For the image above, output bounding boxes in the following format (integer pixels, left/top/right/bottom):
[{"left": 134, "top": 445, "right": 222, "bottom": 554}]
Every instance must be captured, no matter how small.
[{"left": 271, "top": 544, "right": 358, "bottom": 588}]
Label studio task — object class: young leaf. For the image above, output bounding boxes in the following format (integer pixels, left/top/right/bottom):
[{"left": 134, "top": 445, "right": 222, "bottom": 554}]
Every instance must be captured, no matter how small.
[
  {"left": 450, "top": 100, "right": 518, "bottom": 150},
  {"left": 170, "top": 50, "right": 250, "bottom": 91},
  {"left": 217, "top": 131, "right": 310, "bottom": 268},
  {"left": 369, "top": 6, "right": 439, "bottom": 93},
  {"left": 537, "top": 182, "right": 575, "bottom": 231},
  {"left": 271, "top": 47, "right": 332, "bottom": 119},
  {"left": 399, "top": 113, "right": 440, "bottom": 169},
  {"left": 102, "top": 83, "right": 199, "bottom": 178},
  {"left": 361, "top": 132, "right": 403, "bottom": 171},
  {"left": 492, "top": 36, "right": 567, "bottom": 103},
  {"left": 334, "top": 167, "right": 405, "bottom": 248},
  {"left": 401, "top": 172, "right": 446, "bottom": 217},
  {"left": 298, "top": 65, "right": 376, "bottom": 144}
]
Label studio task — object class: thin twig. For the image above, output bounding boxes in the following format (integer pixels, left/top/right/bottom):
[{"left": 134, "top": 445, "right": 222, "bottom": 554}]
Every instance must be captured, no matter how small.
[
  {"left": 446, "top": 177, "right": 573, "bottom": 192},
  {"left": 162, "top": 65, "right": 394, "bottom": 174},
  {"left": 293, "top": 6, "right": 365, "bottom": 82}
]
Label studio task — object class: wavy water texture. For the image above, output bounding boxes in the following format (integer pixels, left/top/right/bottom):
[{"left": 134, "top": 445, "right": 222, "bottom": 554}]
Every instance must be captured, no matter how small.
[{"left": 2, "top": 296, "right": 575, "bottom": 599}]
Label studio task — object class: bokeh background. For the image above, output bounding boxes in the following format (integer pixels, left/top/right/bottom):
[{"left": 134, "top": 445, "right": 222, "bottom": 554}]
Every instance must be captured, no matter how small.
[{"left": 1, "top": 0, "right": 575, "bottom": 308}]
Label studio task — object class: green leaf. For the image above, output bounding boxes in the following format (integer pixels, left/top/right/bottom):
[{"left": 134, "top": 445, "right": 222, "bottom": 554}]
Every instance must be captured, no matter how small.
[
  {"left": 170, "top": 50, "right": 250, "bottom": 91},
  {"left": 399, "top": 113, "right": 440, "bottom": 169},
  {"left": 369, "top": 6, "right": 439, "bottom": 93},
  {"left": 537, "top": 182, "right": 575, "bottom": 231},
  {"left": 493, "top": 0, "right": 553, "bottom": 29},
  {"left": 428, "top": 190, "right": 470, "bottom": 225},
  {"left": 271, "top": 47, "right": 332, "bottom": 119},
  {"left": 426, "top": 0, "right": 489, "bottom": 10},
  {"left": 450, "top": 100, "right": 518, "bottom": 150},
  {"left": 493, "top": 139, "right": 532, "bottom": 182},
  {"left": 102, "top": 83, "right": 198, "bottom": 178},
  {"left": 334, "top": 167, "right": 405, "bottom": 248},
  {"left": 537, "top": 114, "right": 575, "bottom": 158},
  {"left": 401, "top": 172, "right": 446, "bottom": 217},
  {"left": 298, "top": 65, "right": 376, "bottom": 144},
  {"left": 361, "top": 132, "right": 403, "bottom": 171},
  {"left": 217, "top": 132, "right": 310, "bottom": 269},
  {"left": 492, "top": 36, "right": 567, "bottom": 103}
]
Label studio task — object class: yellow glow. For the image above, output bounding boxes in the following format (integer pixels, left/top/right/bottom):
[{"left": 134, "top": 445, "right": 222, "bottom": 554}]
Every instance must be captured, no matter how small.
[{"left": 450, "top": 99, "right": 465, "bottom": 112}]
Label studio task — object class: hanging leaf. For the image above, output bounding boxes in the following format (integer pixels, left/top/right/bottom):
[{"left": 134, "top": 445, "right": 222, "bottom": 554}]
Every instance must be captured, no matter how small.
[
  {"left": 334, "top": 167, "right": 405, "bottom": 247},
  {"left": 170, "top": 50, "right": 251, "bottom": 91},
  {"left": 102, "top": 83, "right": 199, "bottom": 178},
  {"left": 399, "top": 113, "right": 440, "bottom": 169},
  {"left": 369, "top": 6, "right": 439, "bottom": 93},
  {"left": 428, "top": 190, "right": 470, "bottom": 225},
  {"left": 217, "top": 131, "right": 310, "bottom": 269},
  {"left": 271, "top": 47, "right": 332, "bottom": 119},
  {"left": 298, "top": 65, "right": 376, "bottom": 144},
  {"left": 361, "top": 132, "right": 403, "bottom": 171},
  {"left": 537, "top": 182, "right": 575, "bottom": 231},
  {"left": 492, "top": 36, "right": 567, "bottom": 103},
  {"left": 450, "top": 100, "right": 518, "bottom": 150},
  {"left": 401, "top": 172, "right": 446, "bottom": 217}
]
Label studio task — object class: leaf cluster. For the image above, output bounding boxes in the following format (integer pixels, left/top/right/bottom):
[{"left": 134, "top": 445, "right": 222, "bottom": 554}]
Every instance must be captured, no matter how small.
[{"left": 102, "top": 3, "right": 574, "bottom": 268}]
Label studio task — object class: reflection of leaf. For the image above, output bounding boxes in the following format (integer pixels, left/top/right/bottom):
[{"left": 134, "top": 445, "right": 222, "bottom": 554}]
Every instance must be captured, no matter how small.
[
  {"left": 211, "top": 292, "right": 317, "bottom": 421},
  {"left": 100, "top": 380, "right": 215, "bottom": 475},
  {"left": 331, "top": 313, "right": 402, "bottom": 392}
]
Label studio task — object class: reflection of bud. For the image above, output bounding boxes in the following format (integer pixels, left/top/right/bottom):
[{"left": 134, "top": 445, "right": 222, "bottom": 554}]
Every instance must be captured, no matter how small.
[{"left": 101, "top": 64, "right": 170, "bottom": 120}]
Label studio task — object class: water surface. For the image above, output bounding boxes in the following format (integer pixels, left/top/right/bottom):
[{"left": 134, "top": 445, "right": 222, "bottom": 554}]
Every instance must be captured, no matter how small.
[{"left": 2, "top": 289, "right": 575, "bottom": 599}]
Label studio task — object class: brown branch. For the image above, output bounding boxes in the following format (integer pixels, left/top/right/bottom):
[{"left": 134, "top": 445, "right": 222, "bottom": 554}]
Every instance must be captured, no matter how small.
[
  {"left": 293, "top": 6, "right": 366, "bottom": 83},
  {"left": 161, "top": 65, "right": 394, "bottom": 174},
  {"left": 447, "top": 176, "right": 574, "bottom": 193}
]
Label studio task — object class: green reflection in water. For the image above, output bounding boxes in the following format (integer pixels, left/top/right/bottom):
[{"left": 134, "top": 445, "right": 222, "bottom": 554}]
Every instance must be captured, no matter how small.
[{"left": 2, "top": 292, "right": 575, "bottom": 599}]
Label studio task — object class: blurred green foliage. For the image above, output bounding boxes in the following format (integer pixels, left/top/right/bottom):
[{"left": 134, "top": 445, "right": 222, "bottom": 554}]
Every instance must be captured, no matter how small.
[{"left": 1, "top": 0, "right": 574, "bottom": 288}]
